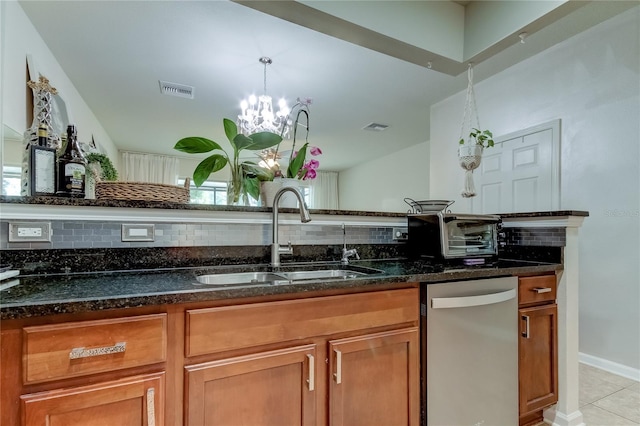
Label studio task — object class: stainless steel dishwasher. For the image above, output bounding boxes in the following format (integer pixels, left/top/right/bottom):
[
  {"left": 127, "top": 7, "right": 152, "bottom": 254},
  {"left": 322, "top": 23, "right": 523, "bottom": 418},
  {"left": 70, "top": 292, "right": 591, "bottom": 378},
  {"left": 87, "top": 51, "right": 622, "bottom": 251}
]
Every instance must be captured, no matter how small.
[{"left": 421, "top": 276, "right": 518, "bottom": 426}]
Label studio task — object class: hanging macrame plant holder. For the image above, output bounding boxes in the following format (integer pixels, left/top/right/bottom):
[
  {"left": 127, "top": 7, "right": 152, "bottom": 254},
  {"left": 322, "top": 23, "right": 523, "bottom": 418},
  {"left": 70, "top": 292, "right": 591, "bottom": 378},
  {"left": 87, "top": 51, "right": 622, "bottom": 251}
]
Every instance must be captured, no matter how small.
[{"left": 458, "top": 64, "right": 483, "bottom": 198}]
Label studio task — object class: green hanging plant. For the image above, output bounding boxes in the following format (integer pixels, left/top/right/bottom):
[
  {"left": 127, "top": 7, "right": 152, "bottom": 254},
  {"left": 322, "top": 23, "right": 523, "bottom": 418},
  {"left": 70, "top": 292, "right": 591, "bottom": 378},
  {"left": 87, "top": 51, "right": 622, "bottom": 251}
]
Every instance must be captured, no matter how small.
[{"left": 459, "top": 128, "right": 495, "bottom": 149}]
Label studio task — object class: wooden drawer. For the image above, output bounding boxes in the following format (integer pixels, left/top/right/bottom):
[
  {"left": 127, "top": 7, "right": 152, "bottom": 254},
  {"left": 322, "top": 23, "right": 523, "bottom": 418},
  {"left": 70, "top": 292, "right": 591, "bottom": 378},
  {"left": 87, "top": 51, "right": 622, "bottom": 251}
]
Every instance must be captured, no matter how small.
[
  {"left": 186, "top": 288, "right": 419, "bottom": 357},
  {"left": 23, "top": 314, "right": 167, "bottom": 384},
  {"left": 519, "top": 275, "right": 557, "bottom": 306}
]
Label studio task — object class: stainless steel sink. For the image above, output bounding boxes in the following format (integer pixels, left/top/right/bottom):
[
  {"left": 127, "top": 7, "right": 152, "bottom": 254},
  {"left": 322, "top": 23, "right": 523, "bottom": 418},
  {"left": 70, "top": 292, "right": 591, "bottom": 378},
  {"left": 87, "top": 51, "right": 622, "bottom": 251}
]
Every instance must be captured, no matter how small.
[
  {"left": 194, "top": 265, "right": 383, "bottom": 288},
  {"left": 195, "top": 272, "right": 286, "bottom": 286},
  {"left": 277, "top": 269, "right": 366, "bottom": 281}
]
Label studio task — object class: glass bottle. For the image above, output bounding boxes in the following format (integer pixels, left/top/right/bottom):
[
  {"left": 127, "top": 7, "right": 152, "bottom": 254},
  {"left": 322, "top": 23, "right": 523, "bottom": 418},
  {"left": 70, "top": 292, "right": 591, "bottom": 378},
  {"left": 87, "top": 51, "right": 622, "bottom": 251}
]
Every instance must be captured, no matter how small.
[
  {"left": 56, "top": 124, "right": 86, "bottom": 197},
  {"left": 29, "top": 124, "right": 57, "bottom": 196}
]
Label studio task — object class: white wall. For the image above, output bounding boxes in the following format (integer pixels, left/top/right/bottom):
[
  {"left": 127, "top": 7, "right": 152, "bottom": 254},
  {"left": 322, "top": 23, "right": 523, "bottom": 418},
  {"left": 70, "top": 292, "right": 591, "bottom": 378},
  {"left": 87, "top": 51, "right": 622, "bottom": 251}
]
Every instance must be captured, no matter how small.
[
  {"left": 340, "top": 140, "right": 430, "bottom": 212},
  {"left": 430, "top": 7, "right": 640, "bottom": 371},
  {"left": 2, "top": 1, "right": 117, "bottom": 167}
]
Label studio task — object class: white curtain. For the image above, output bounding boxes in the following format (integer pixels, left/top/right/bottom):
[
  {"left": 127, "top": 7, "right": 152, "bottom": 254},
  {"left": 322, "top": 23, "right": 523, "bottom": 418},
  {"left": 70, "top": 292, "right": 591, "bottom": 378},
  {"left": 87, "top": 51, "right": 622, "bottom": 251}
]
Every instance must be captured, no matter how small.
[
  {"left": 120, "top": 152, "right": 179, "bottom": 185},
  {"left": 309, "top": 171, "right": 339, "bottom": 209}
]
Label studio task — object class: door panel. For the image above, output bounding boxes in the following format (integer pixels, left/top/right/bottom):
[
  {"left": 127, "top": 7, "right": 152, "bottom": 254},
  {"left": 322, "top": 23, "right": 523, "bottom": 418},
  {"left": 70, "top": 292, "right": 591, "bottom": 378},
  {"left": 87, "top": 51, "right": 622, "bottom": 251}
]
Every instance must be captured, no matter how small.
[
  {"left": 21, "top": 372, "right": 164, "bottom": 426},
  {"left": 473, "top": 120, "right": 560, "bottom": 213},
  {"left": 329, "top": 328, "right": 419, "bottom": 426},
  {"left": 185, "top": 345, "right": 316, "bottom": 426}
]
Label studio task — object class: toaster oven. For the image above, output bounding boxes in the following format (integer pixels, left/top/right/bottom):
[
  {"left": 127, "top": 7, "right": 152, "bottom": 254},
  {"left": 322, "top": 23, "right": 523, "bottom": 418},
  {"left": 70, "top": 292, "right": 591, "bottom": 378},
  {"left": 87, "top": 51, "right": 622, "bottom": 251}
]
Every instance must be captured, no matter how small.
[{"left": 407, "top": 211, "right": 501, "bottom": 259}]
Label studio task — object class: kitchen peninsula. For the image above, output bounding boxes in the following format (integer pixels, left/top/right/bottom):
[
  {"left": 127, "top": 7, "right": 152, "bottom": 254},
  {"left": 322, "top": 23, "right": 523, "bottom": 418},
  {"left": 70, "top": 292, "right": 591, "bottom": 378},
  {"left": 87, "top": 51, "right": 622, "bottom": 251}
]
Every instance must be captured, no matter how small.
[{"left": 0, "top": 197, "right": 587, "bottom": 426}]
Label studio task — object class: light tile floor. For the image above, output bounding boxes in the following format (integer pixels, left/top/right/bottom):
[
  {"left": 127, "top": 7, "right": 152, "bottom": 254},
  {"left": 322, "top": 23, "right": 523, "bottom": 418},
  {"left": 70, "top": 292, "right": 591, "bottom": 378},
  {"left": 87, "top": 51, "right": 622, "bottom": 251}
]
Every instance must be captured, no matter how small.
[
  {"left": 578, "top": 363, "right": 640, "bottom": 425},
  {"left": 535, "top": 363, "right": 639, "bottom": 426}
]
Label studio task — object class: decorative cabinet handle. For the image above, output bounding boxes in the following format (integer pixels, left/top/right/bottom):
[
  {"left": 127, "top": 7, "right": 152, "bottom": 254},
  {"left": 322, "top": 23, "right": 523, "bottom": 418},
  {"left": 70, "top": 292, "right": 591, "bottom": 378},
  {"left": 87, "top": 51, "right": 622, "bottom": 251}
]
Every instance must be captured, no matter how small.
[
  {"left": 306, "top": 354, "right": 315, "bottom": 391},
  {"left": 334, "top": 349, "right": 342, "bottom": 384},
  {"left": 521, "top": 315, "right": 530, "bottom": 339},
  {"left": 147, "top": 387, "right": 155, "bottom": 426},
  {"left": 532, "top": 287, "right": 552, "bottom": 294},
  {"left": 69, "top": 342, "right": 126, "bottom": 359}
]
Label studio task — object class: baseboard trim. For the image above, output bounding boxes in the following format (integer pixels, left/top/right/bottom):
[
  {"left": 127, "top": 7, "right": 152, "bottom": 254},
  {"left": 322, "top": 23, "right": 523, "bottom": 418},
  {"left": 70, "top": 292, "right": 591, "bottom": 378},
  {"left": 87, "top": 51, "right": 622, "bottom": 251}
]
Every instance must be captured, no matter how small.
[{"left": 579, "top": 352, "right": 640, "bottom": 381}]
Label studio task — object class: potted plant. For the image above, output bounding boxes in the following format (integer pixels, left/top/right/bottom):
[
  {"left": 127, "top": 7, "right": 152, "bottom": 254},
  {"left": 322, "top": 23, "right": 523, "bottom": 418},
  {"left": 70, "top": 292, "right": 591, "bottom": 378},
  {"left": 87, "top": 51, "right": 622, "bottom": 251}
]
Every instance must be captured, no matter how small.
[
  {"left": 458, "top": 128, "right": 494, "bottom": 198},
  {"left": 459, "top": 128, "right": 494, "bottom": 149},
  {"left": 258, "top": 106, "right": 322, "bottom": 207},
  {"left": 174, "top": 118, "right": 281, "bottom": 204},
  {"left": 84, "top": 152, "right": 118, "bottom": 199},
  {"left": 85, "top": 153, "right": 118, "bottom": 181}
]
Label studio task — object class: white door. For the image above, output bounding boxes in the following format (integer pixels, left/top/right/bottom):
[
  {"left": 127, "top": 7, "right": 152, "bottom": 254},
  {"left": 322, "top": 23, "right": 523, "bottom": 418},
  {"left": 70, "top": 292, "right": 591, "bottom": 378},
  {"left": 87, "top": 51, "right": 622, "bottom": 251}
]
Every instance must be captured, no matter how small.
[{"left": 471, "top": 120, "right": 560, "bottom": 214}]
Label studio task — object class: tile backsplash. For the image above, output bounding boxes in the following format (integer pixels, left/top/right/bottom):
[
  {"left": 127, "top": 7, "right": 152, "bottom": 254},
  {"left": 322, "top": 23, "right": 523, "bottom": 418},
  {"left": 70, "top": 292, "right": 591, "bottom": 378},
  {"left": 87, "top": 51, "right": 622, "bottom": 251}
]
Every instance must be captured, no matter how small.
[
  {"left": 0, "top": 220, "right": 396, "bottom": 250},
  {"left": 503, "top": 227, "right": 566, "bottom": 247}
]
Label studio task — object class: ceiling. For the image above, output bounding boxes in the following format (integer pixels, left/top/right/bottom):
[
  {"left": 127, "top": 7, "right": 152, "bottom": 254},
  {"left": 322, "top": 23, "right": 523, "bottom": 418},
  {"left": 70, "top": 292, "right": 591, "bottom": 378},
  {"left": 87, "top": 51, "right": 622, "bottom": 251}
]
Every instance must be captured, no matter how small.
[{"left": 17, "top": 1, "right": 635, "bottom": 172}]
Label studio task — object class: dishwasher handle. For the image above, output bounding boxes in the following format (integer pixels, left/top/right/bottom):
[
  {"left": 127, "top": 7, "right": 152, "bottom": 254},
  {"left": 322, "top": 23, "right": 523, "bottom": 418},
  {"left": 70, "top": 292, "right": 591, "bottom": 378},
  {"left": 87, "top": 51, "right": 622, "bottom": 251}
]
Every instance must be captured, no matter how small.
[{"left": 431, "top": 288, "right": 516, "bottom": 309}]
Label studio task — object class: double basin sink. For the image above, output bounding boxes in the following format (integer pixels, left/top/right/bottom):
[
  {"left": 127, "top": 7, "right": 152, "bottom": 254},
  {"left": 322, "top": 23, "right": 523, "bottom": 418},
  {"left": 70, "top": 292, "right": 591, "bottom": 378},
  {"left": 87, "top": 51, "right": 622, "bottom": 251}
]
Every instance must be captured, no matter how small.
[{"left": 195, "top": 264, "right": 384, "bottom": 289}]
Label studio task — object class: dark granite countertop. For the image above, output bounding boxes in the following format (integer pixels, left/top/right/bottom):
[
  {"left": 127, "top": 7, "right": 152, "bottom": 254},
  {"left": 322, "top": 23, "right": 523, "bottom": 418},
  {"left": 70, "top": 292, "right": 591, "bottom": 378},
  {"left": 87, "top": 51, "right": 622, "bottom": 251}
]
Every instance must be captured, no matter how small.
[
  {"left": 0, "top": 258, "right": 561, "bottom": 320},
  {"left": 0, "top": 195, "right": 405, "bottom": 217},
  {"left": 500, "top": 210, "right": 589, "bottom": 218},
  {"left": 1, "top": 196, "right": 588, "bottom": 219}
]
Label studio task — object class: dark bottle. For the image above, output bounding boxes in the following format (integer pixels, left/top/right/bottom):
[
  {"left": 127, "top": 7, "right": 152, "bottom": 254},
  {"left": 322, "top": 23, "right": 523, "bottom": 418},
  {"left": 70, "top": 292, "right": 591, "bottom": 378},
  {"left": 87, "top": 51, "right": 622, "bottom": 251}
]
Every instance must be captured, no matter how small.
[
  {"left": 56, "top": 124, "right": 87, "bottom": 197},
  {"left": 37, "top": 124, "right": 48, "bottom": 146},
  {"left": 29, "top": 124, "right": 57, "bottom": 196}
]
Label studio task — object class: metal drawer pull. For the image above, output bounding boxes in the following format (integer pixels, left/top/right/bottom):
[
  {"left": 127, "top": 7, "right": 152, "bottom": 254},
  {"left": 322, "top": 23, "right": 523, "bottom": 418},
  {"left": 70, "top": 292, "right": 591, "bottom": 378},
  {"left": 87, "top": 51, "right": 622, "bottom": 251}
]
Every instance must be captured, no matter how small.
[
  {"left": 432, "top": 288, "right": 516, "bottom": 309},
  {"left": 147, "top": 387, "right": 155, "bottom": 426},
  {"left": 306, "top": 354, "right": 315, "bottom": 391},
  {"left": 522, "top": 315, "right": 530, "bottom": 339},
  {"left": 69, "top": 342, "right": 126, "bottom": 359},
  {"left": 334, "top": 349, "right": 342, "bottom": 384},
  {"left": 532, "top": 287, "right": 552, "bottom": 294}
]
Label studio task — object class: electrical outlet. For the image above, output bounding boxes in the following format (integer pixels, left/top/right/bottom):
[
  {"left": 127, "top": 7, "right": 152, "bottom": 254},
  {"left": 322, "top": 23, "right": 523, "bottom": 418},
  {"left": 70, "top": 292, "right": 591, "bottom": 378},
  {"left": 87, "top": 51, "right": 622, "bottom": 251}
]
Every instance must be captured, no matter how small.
[
  {"left": 9, "top": 222, "right": 52, "bottom": 242},
  {"left": 122, "top": 224, "right": 155, "bottom": 242},
  {"left": 392, "top": 227, "right": 408, "bottom": 241}
]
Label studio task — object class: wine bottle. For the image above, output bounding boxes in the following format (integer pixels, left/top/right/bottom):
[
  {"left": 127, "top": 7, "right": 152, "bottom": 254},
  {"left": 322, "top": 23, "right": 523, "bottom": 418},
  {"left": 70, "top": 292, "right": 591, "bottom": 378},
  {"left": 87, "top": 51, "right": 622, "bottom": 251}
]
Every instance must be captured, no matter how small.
[
  {"left": 29, "top": 124, "right": 57, "bottom": 196},
  {"left": 37, "top": 124, "right": 48, "bottom": 146},
  {"left": 56, "top": 124, "right": 87, "bottom": 197}
]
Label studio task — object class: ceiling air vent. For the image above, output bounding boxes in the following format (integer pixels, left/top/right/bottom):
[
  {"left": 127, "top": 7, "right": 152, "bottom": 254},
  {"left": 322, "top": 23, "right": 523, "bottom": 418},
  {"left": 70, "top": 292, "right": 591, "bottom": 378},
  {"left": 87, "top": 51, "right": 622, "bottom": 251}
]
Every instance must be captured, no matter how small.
[
  {"left": 159, "top": 80, "right": 194, "bottom": 99},
  {"left": 362, "top": 122, "right": 389, "bottom": 132}
]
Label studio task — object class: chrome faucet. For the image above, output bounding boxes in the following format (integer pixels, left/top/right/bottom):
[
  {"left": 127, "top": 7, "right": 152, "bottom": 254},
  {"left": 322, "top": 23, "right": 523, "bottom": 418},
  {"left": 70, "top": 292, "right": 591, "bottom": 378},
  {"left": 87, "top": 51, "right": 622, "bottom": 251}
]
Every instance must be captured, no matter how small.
[
  {"left": 341, "top": 223, "right": 360, "bottom": 265},
  {"left": 271, "top": 187, "right": 311, "bottom": 267}
]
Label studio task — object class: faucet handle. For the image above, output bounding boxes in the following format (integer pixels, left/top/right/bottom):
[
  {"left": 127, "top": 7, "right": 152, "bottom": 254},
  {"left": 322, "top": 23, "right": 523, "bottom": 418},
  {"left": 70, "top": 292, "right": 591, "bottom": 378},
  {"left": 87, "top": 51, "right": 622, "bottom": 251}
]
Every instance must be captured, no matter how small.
[{"left": 279, "top": 241, "right": 294, "bottom": 255}]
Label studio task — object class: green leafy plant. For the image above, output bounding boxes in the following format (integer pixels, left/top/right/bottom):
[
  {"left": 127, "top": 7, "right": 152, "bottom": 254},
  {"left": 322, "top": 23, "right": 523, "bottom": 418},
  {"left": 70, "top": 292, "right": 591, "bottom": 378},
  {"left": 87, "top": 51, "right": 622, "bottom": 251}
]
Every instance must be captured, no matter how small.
[
  {"left": 174, "top": 118, "right": 282, "bottom": 203},
  {"left": 459, "top": 128, "right": 495, "bottom": 148},
  {"left": 85, "top": 153, "right": 118, "bottom": 181}
]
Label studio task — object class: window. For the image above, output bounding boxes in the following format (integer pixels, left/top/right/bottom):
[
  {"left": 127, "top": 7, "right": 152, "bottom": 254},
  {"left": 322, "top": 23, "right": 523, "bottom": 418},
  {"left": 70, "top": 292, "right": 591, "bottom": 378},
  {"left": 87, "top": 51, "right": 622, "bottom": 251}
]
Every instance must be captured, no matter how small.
[
  {"left": 2, "top": 166, "right": 22, "bottom": 196},
  {"left": 179, "top": 179, "right": 262, "bottom": 206},
  {"left": 179, "top": 179, "right": 227, "bottom": 205}
]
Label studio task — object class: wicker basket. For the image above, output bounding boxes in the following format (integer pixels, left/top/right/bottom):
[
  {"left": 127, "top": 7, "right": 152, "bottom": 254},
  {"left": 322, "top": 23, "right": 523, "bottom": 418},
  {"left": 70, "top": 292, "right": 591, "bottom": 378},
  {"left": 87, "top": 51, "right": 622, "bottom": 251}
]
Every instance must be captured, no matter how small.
[{"left": 95, "top": 178, "right": 190, "bottom": 203}]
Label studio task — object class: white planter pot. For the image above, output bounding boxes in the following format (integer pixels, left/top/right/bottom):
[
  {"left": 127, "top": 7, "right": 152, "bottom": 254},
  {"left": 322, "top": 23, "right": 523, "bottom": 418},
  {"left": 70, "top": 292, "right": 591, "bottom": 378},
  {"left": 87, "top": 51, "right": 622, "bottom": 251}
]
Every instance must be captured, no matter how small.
[
  {"left": 260, "top": 178, "right": 300, "bottom": 208},
  {"left": 458, "top": 145, "right": 484, "bottom": 171},
  {"left": 458, "top": 145, "right": 484, "bottom": 198}
]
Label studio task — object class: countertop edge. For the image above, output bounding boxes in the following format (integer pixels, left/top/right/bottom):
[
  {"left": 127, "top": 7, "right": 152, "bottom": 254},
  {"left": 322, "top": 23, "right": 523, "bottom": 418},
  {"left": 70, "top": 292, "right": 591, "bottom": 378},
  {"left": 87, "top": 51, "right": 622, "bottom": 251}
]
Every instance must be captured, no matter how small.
[{"left": 0, "top": 262, "right": 562, "bottom": 321}]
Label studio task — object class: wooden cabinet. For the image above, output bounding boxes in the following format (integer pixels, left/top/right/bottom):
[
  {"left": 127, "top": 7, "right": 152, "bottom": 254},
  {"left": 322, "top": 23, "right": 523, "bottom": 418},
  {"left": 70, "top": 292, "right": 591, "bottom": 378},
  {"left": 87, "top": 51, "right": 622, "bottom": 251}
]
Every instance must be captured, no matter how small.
[
  {"left": 23, "top": 314, "right": 167, "bottom": 384},
  {"left": 329, "top": 328, "right": 419, "bottom": 426},
  {"left": 2, "top": 286, "right": 419, "bottom": 426},
  {"left": 184, "top": 288, "right": 420, "bottom": 426},
  {"left": 518, "top": 274, "right": 558, "bottom": 426},
  {"left": 1, "top": 313, "right": 167, "bottom": 426},
  {"left": 185, "top": 345, "right": 317, "bottom": 426},
  {"left": 21, "top": 372, "right": 164, "bottom": 426}
]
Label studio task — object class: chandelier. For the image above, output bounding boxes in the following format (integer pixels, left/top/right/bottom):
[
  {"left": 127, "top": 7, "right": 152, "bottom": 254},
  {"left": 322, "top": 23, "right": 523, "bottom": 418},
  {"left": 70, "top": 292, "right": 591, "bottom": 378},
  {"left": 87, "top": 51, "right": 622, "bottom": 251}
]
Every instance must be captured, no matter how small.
[{"left": 237, "top": 57, "right": 291, "bottom": 136}]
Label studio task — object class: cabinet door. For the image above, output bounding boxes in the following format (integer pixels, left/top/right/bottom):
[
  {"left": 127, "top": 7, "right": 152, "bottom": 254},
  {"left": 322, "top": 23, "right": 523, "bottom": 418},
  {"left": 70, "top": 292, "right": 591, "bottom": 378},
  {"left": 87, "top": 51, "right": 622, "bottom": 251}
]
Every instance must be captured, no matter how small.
[
  {"left": 329, "top": 327, "right": 419, "bottom": 426},
  {"left": 21, "top": 372, "right": 164, "bottom": 426},
  {"left": 519, "top": 304, "right": 558, "bottom": 416},
  {"left": 185, "top": 344, "right": 317, "bottom": 426}
]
